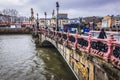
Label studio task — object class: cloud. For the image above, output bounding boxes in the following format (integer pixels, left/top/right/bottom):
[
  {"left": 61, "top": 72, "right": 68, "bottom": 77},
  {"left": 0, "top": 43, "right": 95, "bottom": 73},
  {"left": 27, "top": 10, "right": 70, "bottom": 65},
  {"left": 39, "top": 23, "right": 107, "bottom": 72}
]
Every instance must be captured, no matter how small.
[
  {"left": 60, "top": 0, "right": 120, "bottom": 17},
  {"left": 0, "top": 0, "right": 29, "bottom": 6},
  {"left": 0, "top": 0, "right": 120, "bottom": 18},
  {"left": 61, "top": 0, "right": 119, "bottom": 9}
]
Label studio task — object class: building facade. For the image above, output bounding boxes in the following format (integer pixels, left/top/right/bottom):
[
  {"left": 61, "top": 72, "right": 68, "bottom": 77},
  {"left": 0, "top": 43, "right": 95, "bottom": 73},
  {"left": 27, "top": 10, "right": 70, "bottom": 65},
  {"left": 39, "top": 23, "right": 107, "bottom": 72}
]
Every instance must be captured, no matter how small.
[
  {"left": 102, "top": 15, "right": 112, "bottom": 28},
  {"left": 39, "top": 13, "right": 68, "bottom": 28},
  {"left": 68, "top": 18, "right": 80, "bottom": 23},
  {"left": 83, "top": 16, "right": 102, "bottom": 24},
  {"left": 58, "top": 13, "right": 68, "bottom": 27},
  {"left": 102, "top": 15, "right": 120, "bottom": 28}
]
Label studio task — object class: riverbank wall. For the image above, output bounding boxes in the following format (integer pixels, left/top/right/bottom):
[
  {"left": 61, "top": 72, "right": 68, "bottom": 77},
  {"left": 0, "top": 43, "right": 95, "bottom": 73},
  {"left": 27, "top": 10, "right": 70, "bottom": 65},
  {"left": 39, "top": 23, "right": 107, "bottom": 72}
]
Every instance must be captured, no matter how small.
[{"left": 0, "top": 27, "right": 31, "bottom": 34}]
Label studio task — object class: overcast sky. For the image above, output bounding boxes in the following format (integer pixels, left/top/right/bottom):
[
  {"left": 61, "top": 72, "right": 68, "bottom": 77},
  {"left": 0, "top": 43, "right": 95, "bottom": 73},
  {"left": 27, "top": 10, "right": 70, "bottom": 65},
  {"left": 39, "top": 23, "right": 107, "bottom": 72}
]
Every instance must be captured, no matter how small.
[{"left": 0, "top": 0, "right": 120, "bottom": 18}]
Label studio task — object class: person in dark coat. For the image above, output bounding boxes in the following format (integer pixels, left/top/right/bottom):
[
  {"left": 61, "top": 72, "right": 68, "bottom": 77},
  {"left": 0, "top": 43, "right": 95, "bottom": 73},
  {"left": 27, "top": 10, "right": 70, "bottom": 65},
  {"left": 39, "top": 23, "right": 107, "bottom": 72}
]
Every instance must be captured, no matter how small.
[
  {"left": 98, "top": 28, "right": 107, "bottom": 39},
  {"left": 97, "top": 28, "right": 107, "bottom": 52}
]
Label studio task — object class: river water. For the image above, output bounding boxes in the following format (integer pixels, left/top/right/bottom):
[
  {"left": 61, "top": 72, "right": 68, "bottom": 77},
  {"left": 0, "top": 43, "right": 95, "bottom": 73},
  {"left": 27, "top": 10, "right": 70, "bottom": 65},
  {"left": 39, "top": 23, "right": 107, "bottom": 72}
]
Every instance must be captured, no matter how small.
[{"left": 0, "top": 35, "right": 76, "bottom": 80}]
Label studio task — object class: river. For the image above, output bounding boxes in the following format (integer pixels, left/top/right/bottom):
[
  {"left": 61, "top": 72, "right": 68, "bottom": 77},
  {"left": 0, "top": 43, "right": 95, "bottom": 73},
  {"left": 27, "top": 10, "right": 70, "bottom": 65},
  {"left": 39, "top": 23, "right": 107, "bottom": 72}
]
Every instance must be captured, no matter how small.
[{"left": 0, "top": 35, "right": 76, "bottom": 80}]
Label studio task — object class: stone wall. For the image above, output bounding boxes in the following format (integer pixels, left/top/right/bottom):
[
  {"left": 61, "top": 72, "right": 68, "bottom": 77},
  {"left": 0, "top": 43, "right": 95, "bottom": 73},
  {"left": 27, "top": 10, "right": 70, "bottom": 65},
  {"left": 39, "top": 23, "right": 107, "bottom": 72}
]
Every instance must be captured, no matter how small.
[{"left": 0, "top": 27, "right": 31, "bottom": 34}]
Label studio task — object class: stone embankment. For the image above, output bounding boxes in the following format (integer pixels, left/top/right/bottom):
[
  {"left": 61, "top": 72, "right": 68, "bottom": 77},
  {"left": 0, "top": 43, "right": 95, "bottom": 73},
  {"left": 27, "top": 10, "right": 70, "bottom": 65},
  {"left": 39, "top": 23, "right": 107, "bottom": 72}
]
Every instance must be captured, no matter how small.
[{"left": 0, "top": 27, "right": 31, "bottom": 34}]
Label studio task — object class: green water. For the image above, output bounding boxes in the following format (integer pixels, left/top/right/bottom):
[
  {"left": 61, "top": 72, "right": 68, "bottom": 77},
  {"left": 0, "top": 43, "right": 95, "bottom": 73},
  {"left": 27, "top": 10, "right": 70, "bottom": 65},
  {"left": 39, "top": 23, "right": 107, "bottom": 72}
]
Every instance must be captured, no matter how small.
[{"left": 0, "top": 35, "right": 76, "bottom": 80}]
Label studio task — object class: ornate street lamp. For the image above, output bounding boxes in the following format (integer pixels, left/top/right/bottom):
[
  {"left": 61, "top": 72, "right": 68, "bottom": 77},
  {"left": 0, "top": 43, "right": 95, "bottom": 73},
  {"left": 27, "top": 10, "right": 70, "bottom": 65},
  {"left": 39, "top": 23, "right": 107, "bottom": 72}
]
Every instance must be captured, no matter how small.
[
  {"left": 44, "top": 12, "right": 47, "bottom": 28},
  {"left": 36, "top": 13, "right": 39, "bottom": 30},
  {"left": 92, "top": 18, "right": 95, "bottom": 30},
  {"left": 56, "top": 1, "right": 59, "bottom": 31},
  {"left": 79, "top": 17, "right": 82, "bottom": 33}
]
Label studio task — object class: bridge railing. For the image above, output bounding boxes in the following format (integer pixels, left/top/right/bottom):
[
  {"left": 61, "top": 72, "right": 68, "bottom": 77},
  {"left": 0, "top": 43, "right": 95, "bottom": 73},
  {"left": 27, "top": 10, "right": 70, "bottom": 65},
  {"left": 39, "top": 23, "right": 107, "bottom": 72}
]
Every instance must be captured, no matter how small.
[
  {"left": 111, "top": 40, "right": 120, "bottom": 68},
  {"left": 40, "top": 29, "right": 120, "bottom": 69}
]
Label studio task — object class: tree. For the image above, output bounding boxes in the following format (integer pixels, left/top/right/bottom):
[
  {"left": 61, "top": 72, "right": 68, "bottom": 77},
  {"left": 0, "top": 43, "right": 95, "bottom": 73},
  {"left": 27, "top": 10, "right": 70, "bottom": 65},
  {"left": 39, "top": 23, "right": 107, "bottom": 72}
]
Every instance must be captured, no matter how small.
[
  {"left": 2, "top": 9, "right": 18, "bottom": 17},
  {"left": 2, "top": 9, "right": 19, "bottom": 23}
]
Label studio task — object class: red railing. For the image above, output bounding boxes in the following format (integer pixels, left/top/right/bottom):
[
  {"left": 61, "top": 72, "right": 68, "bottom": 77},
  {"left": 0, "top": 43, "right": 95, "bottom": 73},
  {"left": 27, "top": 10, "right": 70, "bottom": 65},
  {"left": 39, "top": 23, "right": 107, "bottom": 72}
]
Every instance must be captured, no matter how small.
[{"left": 39, "top": 29, "right": 120, "bottom": 69}]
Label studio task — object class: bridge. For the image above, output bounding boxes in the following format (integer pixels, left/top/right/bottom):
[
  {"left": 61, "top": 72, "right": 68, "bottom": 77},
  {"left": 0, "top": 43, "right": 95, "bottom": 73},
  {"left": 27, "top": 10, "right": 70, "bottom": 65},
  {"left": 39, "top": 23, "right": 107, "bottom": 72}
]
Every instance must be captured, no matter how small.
[{"left": 34, "top": 29, "right": 120, "bottom": 80}]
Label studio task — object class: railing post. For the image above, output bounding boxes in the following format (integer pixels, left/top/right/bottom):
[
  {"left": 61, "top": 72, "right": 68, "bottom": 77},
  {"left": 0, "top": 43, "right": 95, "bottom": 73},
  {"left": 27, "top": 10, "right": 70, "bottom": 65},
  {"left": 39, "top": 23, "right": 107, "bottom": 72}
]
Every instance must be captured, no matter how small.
[
  {"left": 60, "top": 30, "right": 63, "bottom": 43},
  {"left": 47, "top": 28, "right": 50, "bottom": 37},
  {"left": 61, "top": 30, "right": 63, "bottom": 38},
  {"left": 66, "top": 31, "right": 69, "bottom": 45},
  {"left": 50, "top": 30, "right": 53, "bottom": 38},
  {"left": 45, "top": 29, "right": 47, "bottom": 36},
  {"left": 104, "top": 34, "right": 114, "bottom": 62},
  {"left": 53, "top": 30, "right": 56, "bottom": 39},
  {"left": 54, "top": 31, "right": 57, "bottom": 40},
  {"left": 74, "top": 31, "right": 78, "bottom": 49},
  {"left": 56, "top": 30, "right": 58, "bottom": 39},
  {"left": 53, "top": 30, "right": 55, "bottom": 36},
  {"left": 87, "top": 32, "right": 92, "bottom": 53}
]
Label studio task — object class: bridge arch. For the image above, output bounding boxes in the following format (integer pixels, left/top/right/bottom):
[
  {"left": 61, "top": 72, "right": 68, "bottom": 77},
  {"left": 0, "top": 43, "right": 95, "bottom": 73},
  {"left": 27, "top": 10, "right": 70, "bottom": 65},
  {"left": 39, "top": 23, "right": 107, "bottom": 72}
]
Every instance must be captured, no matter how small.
[
  {"left": 40, "top": 34, "right": 83, "bottom": 80},
  {"left": 41, "top": 40, "right": 55, "bottom": 47},
  {"left": 40, "top": 38, "right": 64, "bottom": 57}
]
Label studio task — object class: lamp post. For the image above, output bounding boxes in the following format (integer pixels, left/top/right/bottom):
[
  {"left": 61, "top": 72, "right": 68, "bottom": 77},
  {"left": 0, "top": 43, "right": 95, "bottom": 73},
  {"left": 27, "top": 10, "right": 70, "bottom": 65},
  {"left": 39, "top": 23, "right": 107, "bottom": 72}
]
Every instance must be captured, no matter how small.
[
  {"left": 36, "top": 13, "right": 39, "bottom": 30},
  {"left": 44, "top": 12, "right": 47, "bottom": 28},
  {"left": 92, "top": 18, "right": 95, "bottom": 31},
  {"left": 56, "top": 1, "right": 59, "bottom": 31},
  {"left": 79, "top": 17, "right": 82, "bottom": 33}
]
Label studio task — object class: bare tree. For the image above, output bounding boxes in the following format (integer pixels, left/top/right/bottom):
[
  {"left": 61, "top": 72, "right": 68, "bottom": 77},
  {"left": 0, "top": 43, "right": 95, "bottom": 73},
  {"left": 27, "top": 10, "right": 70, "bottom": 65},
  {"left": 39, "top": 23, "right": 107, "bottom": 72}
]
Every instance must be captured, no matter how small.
[
  {"left": 2, "top": 9, "right": 19, "bottom": 23},
  {"left": 2, "top": 9, "right": 18, "bottom": 17}
]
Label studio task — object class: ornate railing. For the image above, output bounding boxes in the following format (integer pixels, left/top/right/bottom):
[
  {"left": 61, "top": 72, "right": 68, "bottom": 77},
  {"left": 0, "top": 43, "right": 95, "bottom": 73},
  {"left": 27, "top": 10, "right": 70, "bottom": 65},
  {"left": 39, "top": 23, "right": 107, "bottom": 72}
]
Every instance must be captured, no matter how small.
[
  {"left": 113, "top": 46, "right": 120, "bottom": 59},
  {"left": 39, "top": 29, "right": 120, "bottom": 69}
]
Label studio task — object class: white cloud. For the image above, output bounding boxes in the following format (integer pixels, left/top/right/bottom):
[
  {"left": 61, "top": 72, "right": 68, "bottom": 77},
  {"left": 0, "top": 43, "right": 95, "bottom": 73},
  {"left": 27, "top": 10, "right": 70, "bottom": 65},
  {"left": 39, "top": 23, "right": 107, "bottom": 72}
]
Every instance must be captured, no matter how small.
[
  {"left": 0, "top": 0, "right": 29, "bottom": 6},
  {"left": 0, "top": 0, "right": 120, "bottom": 18}
]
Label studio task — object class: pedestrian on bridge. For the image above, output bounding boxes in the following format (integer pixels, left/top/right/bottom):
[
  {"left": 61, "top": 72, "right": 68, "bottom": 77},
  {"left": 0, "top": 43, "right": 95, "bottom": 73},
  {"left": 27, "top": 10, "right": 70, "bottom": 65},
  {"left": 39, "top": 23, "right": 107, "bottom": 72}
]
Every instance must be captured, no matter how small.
[
  {"left": 97, "top": 28, "right": 107, "bottom": 52},
  {"left": 98, "top": 28, "right": 107, "bottom": 39}
]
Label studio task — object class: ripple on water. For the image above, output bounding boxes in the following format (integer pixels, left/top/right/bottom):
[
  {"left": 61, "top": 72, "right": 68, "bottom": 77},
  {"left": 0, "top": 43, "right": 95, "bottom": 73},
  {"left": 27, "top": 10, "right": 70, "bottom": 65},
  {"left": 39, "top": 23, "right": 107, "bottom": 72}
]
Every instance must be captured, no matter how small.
[{"left": 0, "top": 35, "right": 77, "bottom": 80}]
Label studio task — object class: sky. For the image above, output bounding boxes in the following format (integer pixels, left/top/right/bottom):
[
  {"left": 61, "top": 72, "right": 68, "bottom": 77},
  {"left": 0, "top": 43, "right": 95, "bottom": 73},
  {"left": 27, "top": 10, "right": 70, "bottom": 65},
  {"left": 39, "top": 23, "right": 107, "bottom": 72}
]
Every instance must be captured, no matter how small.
[{"left": 0, "top": 0, "right": 120, "bottom": 18}]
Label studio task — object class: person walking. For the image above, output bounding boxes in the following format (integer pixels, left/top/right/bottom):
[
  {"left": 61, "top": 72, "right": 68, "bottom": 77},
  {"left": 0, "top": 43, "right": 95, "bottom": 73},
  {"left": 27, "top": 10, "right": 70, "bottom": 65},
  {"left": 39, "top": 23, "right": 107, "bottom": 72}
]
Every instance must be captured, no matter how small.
[
  {"left": 98, "top": 28, "right": 107, "bottom": 39},
  {"left": 97, "top": 28, "right": 107, "bottom": 52}
]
